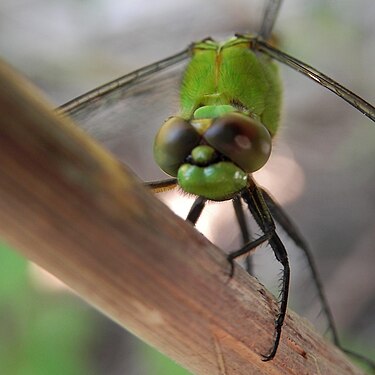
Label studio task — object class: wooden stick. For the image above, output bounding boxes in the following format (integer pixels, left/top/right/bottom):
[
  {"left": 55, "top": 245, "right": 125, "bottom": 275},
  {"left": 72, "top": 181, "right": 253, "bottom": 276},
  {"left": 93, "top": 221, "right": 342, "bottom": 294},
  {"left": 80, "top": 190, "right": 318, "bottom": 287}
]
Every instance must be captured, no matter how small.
[{"left": 0, "top": 60, "right": 366, "bottom": 375}]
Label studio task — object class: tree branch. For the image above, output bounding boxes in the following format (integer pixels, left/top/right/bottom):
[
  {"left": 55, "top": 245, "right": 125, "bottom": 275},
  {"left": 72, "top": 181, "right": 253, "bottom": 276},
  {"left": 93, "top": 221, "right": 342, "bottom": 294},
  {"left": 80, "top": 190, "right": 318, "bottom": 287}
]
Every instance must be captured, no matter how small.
[{"left": 0, "top": 60, "right": 366, "bottom": 375}]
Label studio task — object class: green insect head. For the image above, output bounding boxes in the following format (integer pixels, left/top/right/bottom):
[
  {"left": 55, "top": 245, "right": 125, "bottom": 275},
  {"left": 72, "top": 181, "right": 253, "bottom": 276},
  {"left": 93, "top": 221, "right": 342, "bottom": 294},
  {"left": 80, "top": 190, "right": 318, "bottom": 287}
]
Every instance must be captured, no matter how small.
[{"left": 153, "top": 105, "right": 272, "bottom": 201}]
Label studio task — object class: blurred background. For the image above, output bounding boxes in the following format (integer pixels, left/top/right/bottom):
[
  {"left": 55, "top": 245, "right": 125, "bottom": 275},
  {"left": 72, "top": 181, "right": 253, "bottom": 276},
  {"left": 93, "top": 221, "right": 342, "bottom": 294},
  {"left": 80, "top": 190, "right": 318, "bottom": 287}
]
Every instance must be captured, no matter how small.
[{"left": 0, "top": 0, "right": 374, "bottom": 373}]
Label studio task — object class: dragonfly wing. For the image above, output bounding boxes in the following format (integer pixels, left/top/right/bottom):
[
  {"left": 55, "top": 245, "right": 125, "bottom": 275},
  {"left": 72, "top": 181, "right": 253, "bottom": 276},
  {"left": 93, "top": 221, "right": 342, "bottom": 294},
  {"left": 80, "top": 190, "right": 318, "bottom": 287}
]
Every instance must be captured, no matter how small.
[
  {"left": 58, "top": 52, "right": 190, "bottom": 181},
  {"left": 259, "top": 0, "right": 283, "bottom": 41},
  {"left": 256, "top": 41, "right": 375, "bottom": 122}
]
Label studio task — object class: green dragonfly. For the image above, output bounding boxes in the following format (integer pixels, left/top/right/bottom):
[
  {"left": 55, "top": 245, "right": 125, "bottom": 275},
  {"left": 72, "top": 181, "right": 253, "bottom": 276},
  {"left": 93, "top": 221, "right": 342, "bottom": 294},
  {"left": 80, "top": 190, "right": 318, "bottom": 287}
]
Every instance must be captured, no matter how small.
[{"left": 57, "top": 0, "right": 375, "bottom": 369}]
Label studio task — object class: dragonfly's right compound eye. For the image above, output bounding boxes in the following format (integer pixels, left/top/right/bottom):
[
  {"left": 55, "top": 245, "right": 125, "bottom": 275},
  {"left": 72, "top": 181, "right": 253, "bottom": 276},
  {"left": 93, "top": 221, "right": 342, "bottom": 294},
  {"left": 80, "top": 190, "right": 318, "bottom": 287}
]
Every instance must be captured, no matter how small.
[
  {"left": 154, "top": 116, "right": 201, "bottom": 177},
  {"left": 204, "top": 113, "right": 272, "bottom": 173}
]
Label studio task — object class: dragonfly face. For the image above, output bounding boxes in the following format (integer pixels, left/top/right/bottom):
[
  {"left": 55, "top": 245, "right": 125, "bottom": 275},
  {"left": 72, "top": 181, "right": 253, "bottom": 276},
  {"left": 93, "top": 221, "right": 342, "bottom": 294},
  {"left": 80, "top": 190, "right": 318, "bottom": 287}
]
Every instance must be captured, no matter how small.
[
  {"left": 154, "top": 111, "right": 272, "bottom": 200},
  {"left": 153, "top": 36, "right": 278, "bottom": 200}
]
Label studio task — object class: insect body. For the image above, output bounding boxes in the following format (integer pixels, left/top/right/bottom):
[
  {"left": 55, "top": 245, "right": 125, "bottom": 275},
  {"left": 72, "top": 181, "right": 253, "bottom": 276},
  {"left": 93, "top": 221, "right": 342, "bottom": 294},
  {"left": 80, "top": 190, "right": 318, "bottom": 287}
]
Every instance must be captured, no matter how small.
[
  {"left": 154, "top": 36, "right": 280, "bottom": 201},
  {"left": 58, "top": 0, "right": 375, "bottom": 370},
  {"left": 151, "top": 34, "right": 291, "bottom": 361}
]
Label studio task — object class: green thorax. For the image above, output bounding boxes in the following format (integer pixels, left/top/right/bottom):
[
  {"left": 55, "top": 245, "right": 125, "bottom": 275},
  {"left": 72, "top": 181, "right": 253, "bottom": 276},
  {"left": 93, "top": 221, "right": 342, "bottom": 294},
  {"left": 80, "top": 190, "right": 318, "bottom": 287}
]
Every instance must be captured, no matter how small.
[{"left": 180, "top": 36, "right": 282, "bottom": 136}]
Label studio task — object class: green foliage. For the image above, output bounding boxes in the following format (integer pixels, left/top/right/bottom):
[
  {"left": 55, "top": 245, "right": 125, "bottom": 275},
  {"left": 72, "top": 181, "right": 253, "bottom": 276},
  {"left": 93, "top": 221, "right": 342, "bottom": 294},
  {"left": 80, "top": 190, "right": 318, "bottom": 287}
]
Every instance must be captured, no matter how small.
[
  {"left": 0, "top": 241, "right": 95, "bottom": 375},
  {"left": 0, "top": 241, "right": 194, "bottom": 374},
  {"left": 141, "top": 343, "right": 192, "bottom": 375}
]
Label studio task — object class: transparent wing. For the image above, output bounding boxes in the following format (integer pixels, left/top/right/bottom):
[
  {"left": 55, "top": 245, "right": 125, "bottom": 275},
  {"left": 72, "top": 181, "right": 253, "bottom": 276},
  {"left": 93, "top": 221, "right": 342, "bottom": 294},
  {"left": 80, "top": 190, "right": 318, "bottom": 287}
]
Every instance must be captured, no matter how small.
[
  {"left": 259, "top": 0, "right": 283, "bottom": 40},
  {"left": 255, "top": 40, "right": 375, "bottom": 122},
  {"left": 57, "top": 49, "right": 191, "bottom": 181}
]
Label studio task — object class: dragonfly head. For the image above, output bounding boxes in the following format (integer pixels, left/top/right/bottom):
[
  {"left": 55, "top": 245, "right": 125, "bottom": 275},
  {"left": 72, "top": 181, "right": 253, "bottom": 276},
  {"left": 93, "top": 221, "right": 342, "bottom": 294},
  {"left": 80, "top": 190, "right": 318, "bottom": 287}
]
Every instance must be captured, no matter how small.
[{"left": 153, "top": 109, "right": 272, "bottom": 201}]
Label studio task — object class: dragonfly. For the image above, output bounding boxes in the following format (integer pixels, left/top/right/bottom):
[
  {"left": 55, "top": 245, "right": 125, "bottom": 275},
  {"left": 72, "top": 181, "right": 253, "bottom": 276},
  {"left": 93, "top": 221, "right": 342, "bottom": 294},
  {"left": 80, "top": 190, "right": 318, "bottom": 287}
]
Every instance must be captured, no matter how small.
[{"left": 57, "top": 0, "right": 375, "bottom": 369}]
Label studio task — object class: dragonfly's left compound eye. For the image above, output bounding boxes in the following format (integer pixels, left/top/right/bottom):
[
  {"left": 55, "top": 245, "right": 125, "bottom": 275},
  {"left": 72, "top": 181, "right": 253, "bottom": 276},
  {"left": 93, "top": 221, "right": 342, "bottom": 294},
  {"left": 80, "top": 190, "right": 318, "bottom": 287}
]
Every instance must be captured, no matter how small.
[
  {"left": 204, "top": 113, "right": 272, "bottom": 173},
  {"left": 154, "top": 116, "right": 201, "bottom": 177}
]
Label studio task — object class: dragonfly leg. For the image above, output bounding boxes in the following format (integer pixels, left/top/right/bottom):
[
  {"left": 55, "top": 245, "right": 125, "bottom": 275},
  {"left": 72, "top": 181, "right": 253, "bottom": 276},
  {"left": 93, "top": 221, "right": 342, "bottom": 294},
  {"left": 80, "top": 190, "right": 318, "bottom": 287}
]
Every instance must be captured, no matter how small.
[
  {"left": 261, "top": 188, "right": 375, "bottom": 371},
  {"left": 144, "top": 178, "right": 177, "bottom": 193},
  {"left": 227, "top": 229, "right": 272, "bottom": 278},
  {"left": 228, "top": 185, "right": 290, "bottom": 361},
  {"left": 232, "top": 196, "right": 253, "bottom": 274},
  {"left": 186, "top": 196, "right": 206, "bottom": 225}
]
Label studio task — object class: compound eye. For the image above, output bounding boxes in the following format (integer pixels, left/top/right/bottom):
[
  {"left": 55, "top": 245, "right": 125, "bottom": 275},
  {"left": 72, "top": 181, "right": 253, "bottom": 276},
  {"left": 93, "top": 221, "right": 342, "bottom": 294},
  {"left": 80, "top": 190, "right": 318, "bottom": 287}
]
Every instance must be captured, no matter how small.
[
  {"left": 154, "top": 117, "right": 201, "bottom": 176},
  {"left": 204, "top": 113, "right": 272, "bottom": 172}
]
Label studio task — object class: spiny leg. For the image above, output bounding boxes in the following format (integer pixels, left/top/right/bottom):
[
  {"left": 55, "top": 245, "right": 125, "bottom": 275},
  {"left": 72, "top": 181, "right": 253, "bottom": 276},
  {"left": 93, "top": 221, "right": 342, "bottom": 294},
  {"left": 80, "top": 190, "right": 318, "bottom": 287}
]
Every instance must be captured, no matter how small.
[
  {"left": 242, "top": 186, "right": 290, "bottom": 361},
  {"left": 144, "top": 178, "right": 177, "bottom": 193},
  {"left": 232, "top": 196, "right": 253, "bottom": 274},
  {"left": 260, "top": 189, "right": 338, "bottom": 338},
  {"left": 228, "top": 185, "right": 290, "bottom": 361},
  {"left": 261, "top": 188, "right": 375, "bottom": 371},
  {"left": 186, "top": 196, "right": 206, "bottom": 225}
]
